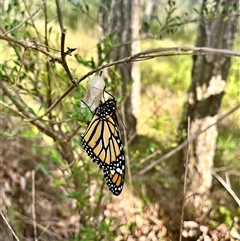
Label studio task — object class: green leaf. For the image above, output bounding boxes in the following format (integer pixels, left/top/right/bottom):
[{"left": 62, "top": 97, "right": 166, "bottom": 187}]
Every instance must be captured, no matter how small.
[
  {"left": 48, "top": 26, "right": 52, "bottom": 36},
  {"left": 74, "top": 55, "right": 96, "bottom": 69},
  {"left": 2, "top": 131, "right": 12, "bottom": 137},
  {"left": 52, "top": 177, "right": 66, "bottom": 187},
  {"left": 37, "top": 104, "right": 44, "bottom": 113},
  {"left": 152, "top": 16, "right": 162, "bottom": 26},
  {"left": 50, "top": 149, "right": 60, "bottom": 165},
  {"left": 28, "top": 107, "right": 37, "bottom": 116},
  {"left": 232, "top": 2, "right": 238, "bottom": 11},
  {"left": 36, "top": 162, "right": 50, "bottom": 174}
]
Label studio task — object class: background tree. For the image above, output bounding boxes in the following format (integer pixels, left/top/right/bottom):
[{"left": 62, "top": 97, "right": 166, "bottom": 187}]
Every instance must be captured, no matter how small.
[
  {"left": 178, "top": 0, "right": 239, "bottom": 213},
  {"left": 0, "top": 0, "right": 239, "bottom": 240}
]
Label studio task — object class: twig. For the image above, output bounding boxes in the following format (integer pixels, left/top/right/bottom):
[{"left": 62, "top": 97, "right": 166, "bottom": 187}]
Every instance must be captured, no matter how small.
[
  {"left": 1, "top": 34, "right": 240, "bottom": 122},
  {"left": 3, "top": 0, "right": 48, "bottom": 36},
  {"left": 29, "top": 84, "right": 76, "bottom": 122},
  {"left": 0, "top": 99, "right": 57, "bottom": 140},
  {"left": 93, "top": 180, "right": 106, "bottom": 217},
  {"left": 66, "top": 125, "right": 82, "bottom": 142},
  {"left": 55, "top": 0, "right": 64, "bottom": 31},
  {"left": 0, "top": 212, "right": 20, "bottom": 241},
  {"left": 179, "top": 117, "right": 191, "bottom": 241},
  {"left": 2, "top": 33, "right": 240, "bottom": 61},
  {"left": 0, "top": 35, "right": 62, "bottom": 62},
  {"left": 125, "top": 127, "right": 132, "bottom": 191},
  {"left": 11, "top": 48, "right": 27, "bottom": 87},
  {"left": 31, "top": 46, "right": 240, "bottom": 121},
  {"left": 134, "top": 103, "right": 240, "bottom": 177},
  {"left": 0, "top": 100, "right": 30, "bottom": 120},
  {"left": 121, "top": 92, "right": 132, "bottom": 192},
  {"left": 141, "top": 150, "right": 162, "bottom": 165},
  {"left": 60, "top": 29, "right": 74, "bottom": 82},
  {"left": 32, "top": 170, "right": 38, "bottom": 241},
  {"left": 0, "top": 82, "right": 58, "bottom": 141},
  {"left": 55, "top": 0, "right": 74, "bottom": 82},
  {"left": 212, "top": 171, "right": 240, "bottom": 206},
  {"left": 23, "top": 0, "right": 42, "bottom": 43},
  {"left": 17, "top": 213, "right": 64, "bottom": 240}
]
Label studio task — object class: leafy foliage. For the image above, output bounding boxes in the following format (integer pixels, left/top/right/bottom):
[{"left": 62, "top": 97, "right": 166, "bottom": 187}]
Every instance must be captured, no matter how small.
[{"left": 1, "top": 0, "right": 239, "bottom": 240}]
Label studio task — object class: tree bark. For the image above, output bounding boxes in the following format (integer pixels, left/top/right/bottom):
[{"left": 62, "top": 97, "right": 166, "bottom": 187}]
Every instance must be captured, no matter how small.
[
  {"left": 178, "top": 0, "right": 239, "bottom": 210},
  {"left": 98, "top": 0, "right": 141, "bottom": 139}
]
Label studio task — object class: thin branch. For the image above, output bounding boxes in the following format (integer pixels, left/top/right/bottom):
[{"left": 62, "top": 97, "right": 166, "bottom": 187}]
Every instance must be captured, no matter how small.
[
  {"left": 3, "top": 0, "right": 48, "bottom": 36},
  {"left": 0, "top": 35, "right": 62, "bottom": 62},
  {"left": 212, "top": 171, "right": 240, "bottom": 206},
  {"left": 1, "top": 82, "right": 30, "bottom": 114},
  {"left": 11, "top": 48, "right": 27, "bottom": 87},
  {"left": 1, "top": 34, "right": 240, "bottom": 122},
  {"left": 44, "top": 118, "right": 72, "bottom": 125},
  {"left": 134, "top": 103, "right": 240, "bottom": 177},
  {"left": 29, "top": 47, "right": 240, "bottom": 122},
  {"left": 0, "top": 212, "right": 20, "bottom": 241},
  {"left": 0, "top": 99, "right": 57, "bottom": 141},
  {"left": 2, "top": 34, "right": 240, "bottom": 61},
  {"left": 66, "top": 125, "right": 82, "bottom": 142},
  {"left": 60, "top": 29, "right": 74, "bottom": 81},
  {"left": 122, "top": 94, "right": 132, "bottom": 193},
  {"left": 60, "top": 29, "right": 67, "bottom": 61},
  {"left": 55, "top": 0, "right": 64, "bottom": 31},
  {"left": 0, "top": 100, "right": 30, "bottom": 120},
  {"left": 93, "top": 180, "right": 106, "bottom": 217},
  {"left": 140, "top": 150, "right": 162, "bottom": 165},
  {"left": 43, "top": 4, "right": 54, "bottom": 126},
  {"left": 17, "top": 213, "right": 64, "bottom": 240},
  {"left": 2, "top": 89, "right": 74, "bottom": 165},
  {"left": 32, "top": 170, "right": 38, "bottom": 241},
  {"left": 0, "top": 82, "right": 58, "bottom": 141},
  {"left": 55, "top": 0, "right": 74, "bottom": 82},
  {"left": 179, "top": 117, "right": 191, "bottom": 241},
  {"left": 29, "top": 84, "right": 75, "bottom": 122},
  {"left": 23, "top": 0, "right": 42, "bottom": 43}
]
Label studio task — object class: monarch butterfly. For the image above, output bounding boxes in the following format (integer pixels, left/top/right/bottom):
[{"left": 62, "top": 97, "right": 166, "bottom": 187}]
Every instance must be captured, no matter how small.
[{"left": 81, "top": 97, "right": 125, "bottom": 196}]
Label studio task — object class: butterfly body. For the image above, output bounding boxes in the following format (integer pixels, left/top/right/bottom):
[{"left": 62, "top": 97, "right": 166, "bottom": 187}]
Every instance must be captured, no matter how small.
[{"left": 81, "top": 98, "right": 125, "bottom": 196}]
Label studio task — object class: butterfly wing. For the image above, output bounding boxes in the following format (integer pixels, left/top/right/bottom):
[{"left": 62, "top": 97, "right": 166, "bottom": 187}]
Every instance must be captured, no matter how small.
[
  {"left": 103, "top": 158, "right": 125, "bottom": 196},
  {"left": 81, "top": 99, "right": 125, "bottom": 195},
  {"left": 81, "top": 115, "right": 109, "bottom": 170}
]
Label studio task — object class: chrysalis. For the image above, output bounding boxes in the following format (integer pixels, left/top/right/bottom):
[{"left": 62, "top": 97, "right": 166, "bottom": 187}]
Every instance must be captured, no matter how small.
[{"left": 81, "top": 72, "right": 105, "bottom": 111}]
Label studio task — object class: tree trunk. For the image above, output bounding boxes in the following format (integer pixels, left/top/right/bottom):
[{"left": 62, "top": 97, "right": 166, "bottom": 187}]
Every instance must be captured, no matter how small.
[
  {"left": 98, "top": 0, "right": 141, "bottom": 139},
  {"left": 178, "top": 0, "right": 239, "bottom": 210}
]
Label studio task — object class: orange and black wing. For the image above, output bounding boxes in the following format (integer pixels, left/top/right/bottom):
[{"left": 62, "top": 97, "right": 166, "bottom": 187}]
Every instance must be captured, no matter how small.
[
  {"left": 81, "top": 99, "right": 125, "bottom": 195},
  {"left": 103, "top": 163, "right": 125, "bottom": 196}
]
